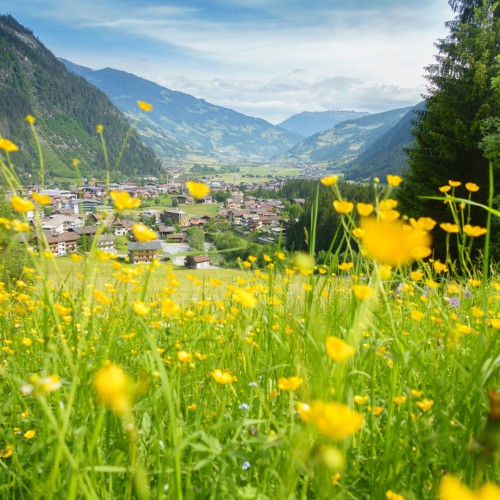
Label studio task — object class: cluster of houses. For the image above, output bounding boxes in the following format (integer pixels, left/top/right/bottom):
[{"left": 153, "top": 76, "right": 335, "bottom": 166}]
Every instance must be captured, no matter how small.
[{"left": 8, "top": 176, "right": 298, "bottom": 267}]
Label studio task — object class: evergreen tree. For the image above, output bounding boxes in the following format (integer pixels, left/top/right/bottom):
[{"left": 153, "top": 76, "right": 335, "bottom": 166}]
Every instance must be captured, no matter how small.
[{"left": 398, "top": 0, "right": 500, "bottom": 259}]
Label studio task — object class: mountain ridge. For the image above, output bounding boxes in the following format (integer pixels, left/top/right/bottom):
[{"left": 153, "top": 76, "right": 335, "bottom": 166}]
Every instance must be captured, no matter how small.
[{"left": 60, "top": 58, "right": 303, "bottom": 161}]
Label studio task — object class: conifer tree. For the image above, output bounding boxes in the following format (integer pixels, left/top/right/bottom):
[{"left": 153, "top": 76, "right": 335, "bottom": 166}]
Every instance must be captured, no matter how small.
[{"left": 398, "top": 0, "right": 500, "bottom": 258}]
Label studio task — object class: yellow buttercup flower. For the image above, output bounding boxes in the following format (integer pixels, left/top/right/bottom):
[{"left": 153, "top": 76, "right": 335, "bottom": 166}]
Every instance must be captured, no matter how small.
[
  {"left": 387, "top": 175, "right": 403, "bottom": 187},
  {"left": 379, "top": 209, "right": 400, "bottom": 221},
  {"left": 440, "top": 223, "right": 459, "bottom": 234},
  {"left": 353, "top": 395, "right": 368, "bottom": 405},
  {"left": 307, "top": 401, "right": 363, "bottom": 440},
  {"left": 24, "top": 430, "right": 36, "bottom": 440},
  {"left": 137, "top": 100, "right": 153, "bottom": 112},
  {"left": 410, "top": 271, "right": 424, "bottom": 281},
  {"left": 25, "top": 115, "right": 36, "bottom": 125},
  {"left": 177, "top": 351, "right": 193, "bottom": 362},
  {"left": 465, "top": 182, "right": 480, "bottom": 192},
  {"left": 0, "top": 138, "right": 19, "bottom": 152},
  {"left": 439, "top": 185, "right": 451, "bottom": 193},
  {"left": 410, "top": 217, "right": 437, "bottom": 231},
  {"left": 379, "top": 199, "right": 398, "bottom": 212},
  {"left": 212, "top": 369, "right": 237, "bottom": 384},
  {"left": 463, "top": 225, "right": 487, "bottom": 237},
  {"left": 32, "top": 193, "right": 52, "bottom": 205},
  {"left": 186, "top": 181, "right": 211, "bottom": 199},
  {"left": 411, "top": 309, "right": 425, "bottom": 321},
  {"left": 94, "top": 364, "right": 132, "bottom": 415},
  {"left": 338, "top": 262, "right": 354, "bottom": 271},
  {"left": 133, "top": 300, "right": 150, "bottom": 316},
  {"left": 448, "top": 180, "right": 461, "bottom": 187},
  {"left": 11, "top": 196, "right": 34, "bottom": 213},
  {"left": 333, "top": 200, "right": 354, "bottom": 214},
  {"left": 96, "top": 124, "right": 103, "bottom": 134},
  {"left": 133, "top": 223, "right": 156, "bottom": 242},
  {"left": 278, "top": 376, "right": 304, "bottom": 391},
  {"left": 325, "top": 337, "right": 356, "bottom": 362},
  {"left": 357, "top": 202, "right": 374, "bottom": 216},
  {"left": 110, "top": 191, "right": 141, "bottom": 210},
  {"left": 438, "top": 474, "right": 500, "bottom": 500},
  {"left": 321, "top": 175, "right": 339, "bottom": 186},
  {"left": 353, "top": 285, "right": 374, "bottom": 300}
]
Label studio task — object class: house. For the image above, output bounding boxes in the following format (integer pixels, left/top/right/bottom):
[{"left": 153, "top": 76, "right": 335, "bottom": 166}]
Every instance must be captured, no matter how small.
[
  {"left": 167, "top": 232, "right": 188, "bottom": 243},
  {"left": 127, "top": 241, "right": 162, "bottom": 263},
  {"left": 158, "top": 225, "right": 176, "bottom": 238},
  {"left": 97, "top": 234, "right": 116, "bottom": 253},
  {"left": 161, "top": 210, "right": 189, "bottom": 227},
  {"left": 185, "top": 255, "right": 211, "bottom": 269},
  {"left": 38, "top": 230, "right": 80, "bottom": 256}
]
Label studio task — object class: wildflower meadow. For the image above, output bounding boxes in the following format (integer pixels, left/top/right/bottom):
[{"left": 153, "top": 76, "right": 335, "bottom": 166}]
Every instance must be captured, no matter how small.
[{"left": 0, "top": 113, "right": 500, "bottom": 500}]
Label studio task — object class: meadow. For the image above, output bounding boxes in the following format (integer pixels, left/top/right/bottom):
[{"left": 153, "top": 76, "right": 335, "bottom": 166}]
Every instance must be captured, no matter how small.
[{"left": 1, "top": 131, "right": 500, "bottom": 499}]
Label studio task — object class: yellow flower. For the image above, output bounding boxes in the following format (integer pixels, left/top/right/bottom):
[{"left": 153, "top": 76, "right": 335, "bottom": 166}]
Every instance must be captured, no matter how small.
[
  {"left": 490, "top": 318, "right": 500, "bottom": 330},
  {"left": 0, "top": 138, "right": 19, "bottom": 152},
  {"left": 353, "top": 285, "right": 374, "bottom": 300},
  {"left": 379, "top": 210, "right": 400, "bottom": 221},
  {"left": 177, "top": 351, "right": 193, "bottom": 362},
  {"left": 439, "top": 185, "right": 451, "bottom": 193},
  {"left": 456, "top": 323, "right": 472, "bottom": 334},
  {"left": 333, "top": 200, "right": 354, "bottom": 214},
  {"left": 448, "top": 180, "right": 461, "bottom": 187},
  {"left": 70, "top": 253, "right": 83, "bottom": 263},
  {"left": 387, "top": 175, "right": 403, "bottom": 187},
  {"left": 433, "top": 260, "right": 448, "bottom": 273},
  {"left": 386, "top": 490, "right": 405, "bottom": 500},
  {"left": 338, "top": 262, "right": 354, "bottom": 271},
  {"left": 25, "top": 115, "right": 36, "bottom": 125},
  {"left": 379, "top": 199, "right": 398, "bottom": 211},
  {"left": 440, "top": 222, "right": 459, "bottom": 233},
  {"left": 32, "top": 192, "right": 52, "bottom": 205},
  {"left": 12, "top": 220, "right": 30, "bottom": 232},
  {"left": 409, "top": 217, "right": 437, "bottom": 231},
  {"left": 133, "top": 223, "right": 157, "bottom": 242},
  {"left": 278, "top": 376, "right": 304, "bottom": 391},
  {"left": 463, "top": 225, "right": 487, "bottom": 237},
  {"left": 137, "top": 100, "right": 153, "bottom": 111},
  {"left": 96, "top": 124, "right": 103, "bottom": 134},
  {"left": 357, "top": 202, "right": 374, "bottom": 216},
  {"left": 186, "top": 180, "right": 211, "bottom": 199},
  {"left": 393, "top": 396, "right": 407, "bottom": 406},
  {"left": 359, "top": 218, "right": 431, "bottom": 266},
  {"left": 23, "top": 430, "right": 36, "bottom": 439},
  {"left": 11, "top": 196, "right": 34, "bottom": 213},
  {"left": 411, "top": 309, "right": 425, "bottom": 321},
  {"left": 0, "top": 445, "right": 14, "bottom": 458},
  {"left": 133, "top": 300, "right": 150, "bottom": 316},
  {"left": 308, "top": 401, "right": 363, "bottom": 440},
  {"left": 94, "top": 364, "right": 132, "bottom": 415},
  {"left": 321, "top": 175, "right": 339, "bottom": 186},
  {"left": 233, "top": 289, "right": 257, "bottom": 308},
  {"left": 211, "top": 369, "right": 237, "bottom": 384},
  {"left": 325, "top": 337, "right": 356, "bottom": 362},
  {"left": 353, "top": 395, "right": 368, "bottom": 405},
  {"left": 110, "top": 191, "right": 141, "bottom": 210},
  {"left": 465, "top": 182, "right": 480, "bottom": 192},
  {"left": 438, "top": 474, "right": 500, "bottom": 500},
  {"left": 416, "top": 399, "right": 434, "bottom": 412},
  {"left": 297, "top": 402, "right": 313, "bottom": 422},
  {"left": 411, "top": 271, "right": 424, "bottom": 281}
]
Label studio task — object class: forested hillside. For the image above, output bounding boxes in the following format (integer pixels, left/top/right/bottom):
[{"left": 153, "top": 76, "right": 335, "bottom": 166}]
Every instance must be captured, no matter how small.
[{"left": 0, "top": 15, "right": 163, "bottom": 180}]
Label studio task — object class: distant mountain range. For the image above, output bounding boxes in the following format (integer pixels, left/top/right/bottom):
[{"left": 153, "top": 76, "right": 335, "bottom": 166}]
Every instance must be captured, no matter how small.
[
  {"left": 345, "top": 102, "right": 424, "bottom": 180},
  {"left": 275, "top": 107, "right": 413, "bottom": 167},
  {"left": 61, "top": 59, "right": 303, "bottom": 162},
  {"left": 0, "top": 15, "right": 163, "bottom": 180},
  {"left": 277, "top": 110, "right": 370, "bottom": 137}
]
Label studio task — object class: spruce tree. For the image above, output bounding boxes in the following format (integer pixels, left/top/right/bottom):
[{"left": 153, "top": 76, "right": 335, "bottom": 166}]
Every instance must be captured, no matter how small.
[{"left": 398, "top": 0, "right": 500, "bottom": 259}]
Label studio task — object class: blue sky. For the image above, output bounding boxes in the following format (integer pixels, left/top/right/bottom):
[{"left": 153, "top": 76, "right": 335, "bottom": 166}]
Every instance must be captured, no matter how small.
[{"left": 0, "top": 0, "right": 453, "bottom": 123}]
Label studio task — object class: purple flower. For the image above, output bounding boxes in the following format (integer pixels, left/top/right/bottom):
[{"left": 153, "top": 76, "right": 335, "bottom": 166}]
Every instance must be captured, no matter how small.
[
  {"left": 447, "top": 297, "right": 461, "bottom": 308},
  {"left": 393, "top": 282, "right": 404, "bottom": 298},
  {"left": 463, "top": 290, "right": 472, "bottom": 299}
]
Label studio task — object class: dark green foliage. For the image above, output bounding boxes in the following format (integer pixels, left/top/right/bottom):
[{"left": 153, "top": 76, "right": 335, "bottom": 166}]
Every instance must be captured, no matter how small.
[
  {"left": 187, "top": 226, "right": 205, "bottom": 251},
  {"left": 284, "top": 180, "right": 375, "bottom": 254},
  {"left": 398, "top": 1, "right": 500, "bottom": 259},
  {"left": 0, "top": 15, "right": 163, "bottom": 180}
]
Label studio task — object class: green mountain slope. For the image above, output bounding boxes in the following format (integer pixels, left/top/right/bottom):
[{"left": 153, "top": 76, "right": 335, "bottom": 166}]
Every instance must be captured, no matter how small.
[
  {"left": 277, "top": 110, "right": 370, "bottom": 137},
  {"left": 61, "top": 59, "right": 303, "bottom": 161},
  {"left": 345, "top": 102, "right": 425, "bottom": 181},
  {"left": 0, "top": 15, "right": 163, "bottom": 181},
  {"left": 276, "top": 107, "right": 413, "bottom": 167}
]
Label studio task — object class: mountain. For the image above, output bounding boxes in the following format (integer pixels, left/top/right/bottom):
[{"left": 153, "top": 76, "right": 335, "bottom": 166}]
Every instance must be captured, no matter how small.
[
  {"left": 278, "top": 110, "right": 370, "bottom": 137},
  {"left": 345, "top": 102, "right": 425, "bottom": 181},
  {"left": 0, "top": 15, "right": 162, "bottom": 181},
  {"left": 61, "top": 59, "right": 303, "bottom": 162},
  {"left": 275, "top": 107, "right": 414, "bottom": 167}
]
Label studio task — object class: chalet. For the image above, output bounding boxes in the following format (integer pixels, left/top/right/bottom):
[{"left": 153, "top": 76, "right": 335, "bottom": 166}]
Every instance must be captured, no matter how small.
[
  {"left": 127, "top": 241, "right": 162, "bottom": 263},
  {"left": 185, "top": 255, "right": 211, "bottom": 270},
  {"left": 38, "top": 230, "right": 80, "bottom": 256},
  {"left": 167, "top": 232, "right": 188, "bottom": 243},
  {"left": 157, "top": 225, "right": 176, "bottom": 238},
  {"left": 97, "top": 234, "right": 116, "bottom": 253}
]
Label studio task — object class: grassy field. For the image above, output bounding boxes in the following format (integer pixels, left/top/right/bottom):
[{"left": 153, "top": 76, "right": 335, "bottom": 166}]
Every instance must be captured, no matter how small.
[{"left": 1, "top": 178, "right": 499, "bottom": 500}]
